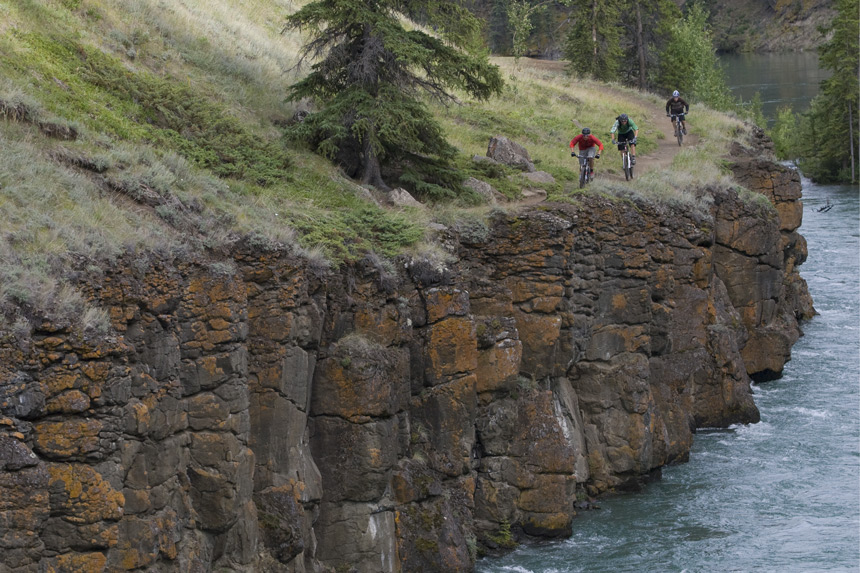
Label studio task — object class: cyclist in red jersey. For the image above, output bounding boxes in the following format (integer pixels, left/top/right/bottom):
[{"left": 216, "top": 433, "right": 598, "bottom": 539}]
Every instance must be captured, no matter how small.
[{"left": 569, "top": 127, "right": 604, "bottom": 180}]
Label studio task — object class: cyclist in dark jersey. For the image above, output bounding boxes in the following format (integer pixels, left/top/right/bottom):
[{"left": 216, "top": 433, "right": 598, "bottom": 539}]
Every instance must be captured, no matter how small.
[{"left": 666, "top": 90, "right": 689, "bottom": 135}]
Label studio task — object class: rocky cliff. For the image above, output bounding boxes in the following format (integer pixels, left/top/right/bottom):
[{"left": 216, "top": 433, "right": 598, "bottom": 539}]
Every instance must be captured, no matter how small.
[{"left": 0, "top": 137, "right": 813, "bottom": 572}]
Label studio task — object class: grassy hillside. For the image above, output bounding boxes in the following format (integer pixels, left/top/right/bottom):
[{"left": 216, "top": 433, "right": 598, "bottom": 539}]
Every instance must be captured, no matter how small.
[{"left": 0, "top": 0, "right": 760, "bottom": 334}]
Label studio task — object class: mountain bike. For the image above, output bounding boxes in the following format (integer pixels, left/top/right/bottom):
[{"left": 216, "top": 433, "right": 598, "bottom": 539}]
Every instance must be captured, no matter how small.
[
  {"left": 571, "top": 152, "right": 596, "bottom": 188},
  {"left": 615, "top": 139, "right": 634, "bottom": 180},
  {"left": 669, "top": 113, "right": 686, "bottom": 146}
]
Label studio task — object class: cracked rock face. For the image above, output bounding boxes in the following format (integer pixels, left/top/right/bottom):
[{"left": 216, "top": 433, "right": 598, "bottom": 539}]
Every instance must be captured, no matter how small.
[{"left": 0, "top": 150, "right": 811, "bottom": 571}]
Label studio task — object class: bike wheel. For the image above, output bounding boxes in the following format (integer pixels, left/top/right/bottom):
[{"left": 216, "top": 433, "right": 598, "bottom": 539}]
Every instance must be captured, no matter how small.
[
  {"left": 579, "top": 166, "right": 587, "bottom": 188},
  {"left": 623, "top": 154, "right": 630, "bottom": 181},
  {"left": 677, "top": 126, "right": 683, "bottom": 146}
]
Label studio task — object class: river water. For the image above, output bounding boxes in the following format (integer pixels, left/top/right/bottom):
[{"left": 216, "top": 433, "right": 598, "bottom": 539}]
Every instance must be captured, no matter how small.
[
  {"left": 720, "top": 52, "right": 831, "bottom": 123},
  {"left": 477, "top": 53, "right": 860, "bottom": 572}
]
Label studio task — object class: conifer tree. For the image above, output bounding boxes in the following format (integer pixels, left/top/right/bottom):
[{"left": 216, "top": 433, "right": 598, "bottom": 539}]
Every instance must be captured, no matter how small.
[
  {"left": 656, "top": 3, "right": 733, "bottom": 110},
  {"left": 563, "top": 0, "right": 623, "bottom": 80},
  {"left": 799, "top": 0, "right": 859, "bottom": 182},
  {"left": 285, "top": 0, "right": 503, "bottom": 191},
  {"left": 489, "top": 0, "right": 513, "bottom": 54},
  {"left": 626, "top": 0, "right": 679, "bottom": 89}
]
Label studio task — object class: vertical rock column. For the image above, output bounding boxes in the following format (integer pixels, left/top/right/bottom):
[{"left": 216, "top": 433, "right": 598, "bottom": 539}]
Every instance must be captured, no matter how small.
[
  {"left": 712, "top": 186, "right": 800, "bottom": 380},
  {"left": 397, "top": 286, "right": 477, "bottom": 572},
  {"left": 122, "top": 268, "right": 258, "bottom": 569},
  {"left": 0, "top": 329, "right": 127, "bottom": 572},
  {"left": 728, "top": 141, "right": 816, "bottom": 380},
  {"left": 241, "top": 251, "right": 324, "bottom": 571},
  {"left": 462, "top": 211, "right": 586, "bottom": 543},
  {"left": 308, "top": 272, "right": 412, "bottom": 573}
]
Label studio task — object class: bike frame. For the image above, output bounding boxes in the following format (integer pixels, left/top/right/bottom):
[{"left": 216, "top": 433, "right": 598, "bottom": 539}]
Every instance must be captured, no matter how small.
[
  {"left": 618, "top": 140, "right": 633, "bottom": 181},
  {"left": 572, "top": 153, "right": 592, "bottom": 188},
  {"left": 670, "top": 113, "right": 684, "bottom": 146}
]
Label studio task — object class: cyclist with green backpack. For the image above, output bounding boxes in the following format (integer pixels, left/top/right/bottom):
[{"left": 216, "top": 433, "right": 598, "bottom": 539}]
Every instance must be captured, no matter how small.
[{"left": 610, "top": 113, "right": 639, "bottom": 164}]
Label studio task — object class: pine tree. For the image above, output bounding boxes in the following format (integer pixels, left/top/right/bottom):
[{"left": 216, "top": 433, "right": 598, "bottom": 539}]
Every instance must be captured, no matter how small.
[
  {"left": 285, "top": 0, "right": 503, "bottom": 191},
  {"left": 656, "top": 3, "right": 733, "bottom": 110},
  {"left": 771, "top": 106, "right": 802, "bottom": 160},
  {"left": 626, "top": 0, "right": 678, "bottom": 90},
  {"left": 489, "top": 0, "right": 513, "bottom": 54},
  {"left": 563, "top": 0, "right": 623, "bottom": 81},
  {"left": 800, "top": 0, "right": 859, "bottom": 182}
]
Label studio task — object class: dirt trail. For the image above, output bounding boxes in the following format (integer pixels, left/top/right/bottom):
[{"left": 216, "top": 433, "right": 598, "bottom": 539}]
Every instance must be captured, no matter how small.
[
  {"left": 520, "top": 59, "right": 698, "bottom": 185},
  {"left": 634, "top": 104, "right": 699, "bottom": 174},
  {"left": 588, "top": 86, "right": 699, "bottom": 182}
]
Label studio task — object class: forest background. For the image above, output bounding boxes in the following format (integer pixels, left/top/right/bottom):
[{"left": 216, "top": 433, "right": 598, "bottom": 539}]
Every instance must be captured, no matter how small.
[{"left": 466, "top": 0, "right": 858, "bottom": 182}]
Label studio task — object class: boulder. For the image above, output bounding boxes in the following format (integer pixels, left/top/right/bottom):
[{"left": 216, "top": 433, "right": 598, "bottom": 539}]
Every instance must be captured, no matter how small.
[
  {"left": 463, "top": 177, "right": 505, "bottom": 204},
  {"left": 487, "top": 136, "right": 536, "bottom": 172},
  {"left": 520, "top": 188, "right": 547, "bottom": 203},
  {"left": 388, "top": 188, "right": 423, "bottom": 208},
  {"left": 472, "top": 155, "right": 500, "bottom": 167}
]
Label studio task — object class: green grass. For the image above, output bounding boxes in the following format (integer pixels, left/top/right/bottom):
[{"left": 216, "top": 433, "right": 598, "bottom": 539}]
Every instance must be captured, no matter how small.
[
  {"left": 0, "top": 0, "right": 764, "bottom": 335},
  {"left": 432, "top": 56, "right": 761, "bottom": 218},
  {"left": 435, "top": 58, "right": 660, "bottom": 187},
  {"left": 0, "top": 0, "right": 427, "bottom": 332}
]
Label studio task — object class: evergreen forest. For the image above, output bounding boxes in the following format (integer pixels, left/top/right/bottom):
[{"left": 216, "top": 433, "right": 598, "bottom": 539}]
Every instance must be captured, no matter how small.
[{"left": 279, "top": 0, "right": 854, "bottom": 185}]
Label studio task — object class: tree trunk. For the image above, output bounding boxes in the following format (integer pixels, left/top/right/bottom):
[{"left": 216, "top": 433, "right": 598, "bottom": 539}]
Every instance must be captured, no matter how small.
[
  {"left": 850, "top": 100, "right": 856, "bottom": 183},
  {"left": 635, "top": 0, "right": 645, "bottom": 90},
  {"left": 360, "top": 131, "right": 390, "bottom": 191},
  {"left": 591, "top": 0, "right": 598, "bottom": 73},
  {"left": 355, "top": 23, "right": 389, "bottom": 191}
]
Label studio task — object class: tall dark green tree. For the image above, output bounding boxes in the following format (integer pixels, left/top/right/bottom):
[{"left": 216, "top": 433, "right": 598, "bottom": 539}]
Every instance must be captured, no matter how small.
[
  {"left": 799, "top": 0, "right": 859, "bottom": 182},
  {"left": 489, "top": 0, "right": 513, "bottom": 54},
  {"left": 656, "top": 3, "right": 733, "bottom": 110},
  {"left": 626, "top": 0, "right": 679, "bottom": 90},
  {"left": 506, "top": 0, "right": 571, "bottom": 59},
  {"left": 285, "top": 0, "right": 503, "bottom": 191},
  {"left": 563, "top": 0, "right": 623, "bottom": 80}
]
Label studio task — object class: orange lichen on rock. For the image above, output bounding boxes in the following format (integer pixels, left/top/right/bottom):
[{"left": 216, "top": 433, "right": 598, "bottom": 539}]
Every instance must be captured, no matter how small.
[
  {"left": 47, "top": 463, "right": 124, "bottom": 523},
  {"left": 34, "top": 418, "right": 103, "bottom": 458},
  {"left": 47, "top": 551, "right": 107, "bottom": 573},
  {"left": 424, "top": 317, "right": 478, "bottom": 383}
]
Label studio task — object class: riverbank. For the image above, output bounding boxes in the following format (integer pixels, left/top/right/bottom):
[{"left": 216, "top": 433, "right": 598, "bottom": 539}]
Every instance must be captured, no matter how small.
[
  {"left": 477, "top": 176, "right": 859, "bottom": 573},
  {"left": 0, "top": 3, "right": 818, "bottom": 570},
  {"left": 0, "top": 128, "right": 814, "bottom": 571}
]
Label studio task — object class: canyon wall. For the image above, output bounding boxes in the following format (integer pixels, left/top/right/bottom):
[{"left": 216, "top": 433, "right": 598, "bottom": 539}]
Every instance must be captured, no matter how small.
[{"left": 0, "top": 145, "right": 813, "bottom": 572}]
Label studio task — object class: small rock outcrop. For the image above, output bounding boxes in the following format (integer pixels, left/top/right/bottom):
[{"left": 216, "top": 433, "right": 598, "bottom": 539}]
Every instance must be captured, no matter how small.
[
  {"left": 463, "top": 177, "right": 504, "bottom": 204},
  {"left": 387, "top": 188, "right": 424, "bottom": 208},
  {"left": 727, "top": 139, "right": 815, "bottom": 379},
  {"left": 0, "top": 135, "right": 812, "bottom": 571}
]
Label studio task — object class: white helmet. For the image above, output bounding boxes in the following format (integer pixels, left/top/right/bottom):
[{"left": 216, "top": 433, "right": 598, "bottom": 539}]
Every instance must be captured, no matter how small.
[{"left": 672, "top": 90, "right": 680, "bottom": 97}]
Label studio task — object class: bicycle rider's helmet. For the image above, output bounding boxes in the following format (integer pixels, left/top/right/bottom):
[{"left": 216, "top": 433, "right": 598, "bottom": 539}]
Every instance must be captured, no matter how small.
[
  {"left": 619, "top": 114, "right": 628, "bottom": 121},
  {"left": 672, "top": 90, "right": 680, "bottom": 97},
  {"left": 582, "top": 127, "right": 591, "bottom": 135}
]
